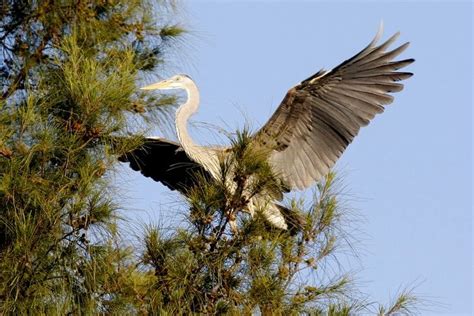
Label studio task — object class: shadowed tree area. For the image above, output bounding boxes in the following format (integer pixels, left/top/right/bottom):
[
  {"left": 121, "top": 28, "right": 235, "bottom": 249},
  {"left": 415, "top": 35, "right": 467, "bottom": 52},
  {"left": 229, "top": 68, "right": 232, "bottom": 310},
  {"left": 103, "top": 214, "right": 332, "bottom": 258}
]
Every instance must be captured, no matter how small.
[
  {"left": 0, "top": 0, "right": 182, "bottom": 313},
  {"left": 0, "top": 1, "right": 418, "bottom": 314}
]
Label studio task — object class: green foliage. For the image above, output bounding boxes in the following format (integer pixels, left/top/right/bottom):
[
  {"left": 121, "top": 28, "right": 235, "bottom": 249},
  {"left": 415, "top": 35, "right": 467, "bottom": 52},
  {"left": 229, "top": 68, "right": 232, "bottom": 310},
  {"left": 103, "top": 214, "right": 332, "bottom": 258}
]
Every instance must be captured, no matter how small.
[
  {"left": 133, "top": 132, "right": 419, "bottom": 315},
  {"left": 0, "top": 0, "right": 182, "bottom": 313}
]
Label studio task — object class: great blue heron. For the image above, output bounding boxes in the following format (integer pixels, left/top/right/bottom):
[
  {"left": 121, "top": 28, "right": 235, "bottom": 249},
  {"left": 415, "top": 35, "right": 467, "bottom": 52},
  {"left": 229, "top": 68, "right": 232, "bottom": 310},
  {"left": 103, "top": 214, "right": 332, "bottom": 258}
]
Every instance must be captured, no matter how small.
[{"left": 120, "top": 26, "right": 414, "bottom": 231}]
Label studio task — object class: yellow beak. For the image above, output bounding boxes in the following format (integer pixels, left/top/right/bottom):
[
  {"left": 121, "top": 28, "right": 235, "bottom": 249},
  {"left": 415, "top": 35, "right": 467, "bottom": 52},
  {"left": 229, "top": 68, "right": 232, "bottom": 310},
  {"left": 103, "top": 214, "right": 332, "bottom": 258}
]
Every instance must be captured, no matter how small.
[{"left": 140, "top": 80, "right": 172, "bottom": 90}]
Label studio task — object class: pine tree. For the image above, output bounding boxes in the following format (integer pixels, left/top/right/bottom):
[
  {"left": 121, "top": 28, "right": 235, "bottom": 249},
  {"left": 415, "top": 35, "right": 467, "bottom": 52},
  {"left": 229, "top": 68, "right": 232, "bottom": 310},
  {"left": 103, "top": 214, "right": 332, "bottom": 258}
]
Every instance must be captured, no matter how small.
[
  {"left": 0, "top": 1, "right": 419, "bottom": 315},
  {"left": 0, "top": 1, "right": 183, "bottom": 313},
  {"left": 135, "top": 131, "right": 419, "bottom": 315}
]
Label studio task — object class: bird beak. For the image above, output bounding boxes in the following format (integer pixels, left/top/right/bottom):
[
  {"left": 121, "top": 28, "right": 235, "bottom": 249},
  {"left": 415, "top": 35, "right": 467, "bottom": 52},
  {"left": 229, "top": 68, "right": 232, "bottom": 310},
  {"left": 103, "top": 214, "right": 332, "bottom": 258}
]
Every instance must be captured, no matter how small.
[{"left": 140, "top": 80, "right": 173, "bottom": 90}]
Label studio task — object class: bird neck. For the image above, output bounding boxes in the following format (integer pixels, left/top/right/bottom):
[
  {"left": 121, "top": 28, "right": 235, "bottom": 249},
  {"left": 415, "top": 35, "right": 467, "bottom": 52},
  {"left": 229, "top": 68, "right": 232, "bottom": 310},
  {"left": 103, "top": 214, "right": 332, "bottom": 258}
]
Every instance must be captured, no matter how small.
[{"left": 176, "top": 81, "right": 203, "bottom": 164}]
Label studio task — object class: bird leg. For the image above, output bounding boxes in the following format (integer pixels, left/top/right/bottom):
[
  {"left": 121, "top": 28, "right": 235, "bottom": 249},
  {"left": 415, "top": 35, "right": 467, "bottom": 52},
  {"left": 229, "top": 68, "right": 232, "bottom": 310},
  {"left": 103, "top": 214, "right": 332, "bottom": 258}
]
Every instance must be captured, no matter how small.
[
  {"left": 226, "top": 210, "right": 238, "bottom": 235},
  {"left": 229, "top": 218, "right": 238, "bottom": 235}
]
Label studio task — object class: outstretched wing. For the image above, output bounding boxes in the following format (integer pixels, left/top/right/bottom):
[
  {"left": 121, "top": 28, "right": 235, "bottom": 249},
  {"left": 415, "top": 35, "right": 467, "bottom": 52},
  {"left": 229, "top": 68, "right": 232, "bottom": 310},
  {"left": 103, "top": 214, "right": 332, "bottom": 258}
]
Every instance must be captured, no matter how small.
[
  {"left": 119, "top": 138, "right": 211, "bottom": 194},
  {"left": 253, "top": 26, "right": 414, "bottom": 190}
]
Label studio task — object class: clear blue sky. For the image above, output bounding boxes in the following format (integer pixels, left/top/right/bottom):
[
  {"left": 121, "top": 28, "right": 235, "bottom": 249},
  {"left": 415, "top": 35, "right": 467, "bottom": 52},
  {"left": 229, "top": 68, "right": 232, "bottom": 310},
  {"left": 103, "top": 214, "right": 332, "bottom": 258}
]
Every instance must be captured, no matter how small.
[{"left": 116, "top": 1, "right": 472, "bottom": 314}]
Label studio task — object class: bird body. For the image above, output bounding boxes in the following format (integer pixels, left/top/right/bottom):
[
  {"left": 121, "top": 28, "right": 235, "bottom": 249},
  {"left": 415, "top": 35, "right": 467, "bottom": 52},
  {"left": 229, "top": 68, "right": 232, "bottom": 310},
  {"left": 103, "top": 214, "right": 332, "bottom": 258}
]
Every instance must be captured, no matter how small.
[{"left": 120, "top": 25, "right": 414, "bottom": 231}]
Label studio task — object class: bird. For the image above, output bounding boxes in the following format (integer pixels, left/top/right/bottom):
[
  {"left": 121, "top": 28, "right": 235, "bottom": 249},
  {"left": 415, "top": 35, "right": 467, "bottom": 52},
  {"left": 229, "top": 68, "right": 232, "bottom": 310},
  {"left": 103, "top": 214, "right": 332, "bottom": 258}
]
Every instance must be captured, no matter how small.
[{"left": 119, "top": 25, "right": 414, "bottom": 232}]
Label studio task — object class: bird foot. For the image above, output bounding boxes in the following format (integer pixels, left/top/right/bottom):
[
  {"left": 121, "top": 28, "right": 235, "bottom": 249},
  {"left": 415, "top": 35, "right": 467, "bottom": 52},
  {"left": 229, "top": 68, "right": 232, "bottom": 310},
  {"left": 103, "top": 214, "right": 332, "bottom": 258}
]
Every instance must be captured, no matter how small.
[
  {"left": 226, "top": 211, "right": 239, "bottom": 234},
  {"left": 229, "top": 219, "right": 238, "bottom": 235}
]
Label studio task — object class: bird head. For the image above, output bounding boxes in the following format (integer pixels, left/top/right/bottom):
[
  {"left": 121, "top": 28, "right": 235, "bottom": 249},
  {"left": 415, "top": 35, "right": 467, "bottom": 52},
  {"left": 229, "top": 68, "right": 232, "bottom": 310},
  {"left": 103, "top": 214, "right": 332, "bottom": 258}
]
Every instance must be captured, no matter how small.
[{"left": 140, "top": 74, "right": 193, "bottom": 90}]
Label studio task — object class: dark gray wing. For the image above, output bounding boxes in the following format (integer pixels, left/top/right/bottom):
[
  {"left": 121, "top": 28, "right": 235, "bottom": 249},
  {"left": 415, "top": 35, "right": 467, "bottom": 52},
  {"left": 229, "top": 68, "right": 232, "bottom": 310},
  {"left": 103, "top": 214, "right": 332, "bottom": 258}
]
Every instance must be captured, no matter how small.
[
  {"left": 254, "top": 27, "right": 414, "bottom": 189},
  {"left": 119, "top": 138, "right": 211, "bottom": 194}
]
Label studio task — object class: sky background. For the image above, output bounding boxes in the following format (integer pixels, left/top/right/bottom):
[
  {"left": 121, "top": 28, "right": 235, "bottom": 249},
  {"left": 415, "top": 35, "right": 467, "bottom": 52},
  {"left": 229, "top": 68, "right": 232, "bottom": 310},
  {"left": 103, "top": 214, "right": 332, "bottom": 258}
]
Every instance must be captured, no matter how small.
[{"left": 115, "top": 1, "right": 472, "bottom": 314}]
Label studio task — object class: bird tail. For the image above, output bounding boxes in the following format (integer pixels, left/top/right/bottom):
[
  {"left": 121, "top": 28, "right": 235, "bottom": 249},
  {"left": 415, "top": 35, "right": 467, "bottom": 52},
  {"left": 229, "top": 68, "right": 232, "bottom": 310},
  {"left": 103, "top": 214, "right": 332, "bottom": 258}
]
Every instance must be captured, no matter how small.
[
  {"left": 260, "top": 203, "right": 306, "bottom": 235},
  {"left": 274, "top": 204, "right": 306, "bottom": 235}
]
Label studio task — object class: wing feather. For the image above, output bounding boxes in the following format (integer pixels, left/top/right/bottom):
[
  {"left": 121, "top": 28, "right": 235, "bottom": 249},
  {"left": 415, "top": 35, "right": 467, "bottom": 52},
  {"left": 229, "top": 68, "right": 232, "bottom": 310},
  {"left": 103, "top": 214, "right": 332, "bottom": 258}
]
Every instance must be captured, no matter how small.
[
  {"left": 253, "top": 27, "right": 414, "bottom": 189},
  {"left": 119, "top": 138, "right": 211, "bottom": 194}
]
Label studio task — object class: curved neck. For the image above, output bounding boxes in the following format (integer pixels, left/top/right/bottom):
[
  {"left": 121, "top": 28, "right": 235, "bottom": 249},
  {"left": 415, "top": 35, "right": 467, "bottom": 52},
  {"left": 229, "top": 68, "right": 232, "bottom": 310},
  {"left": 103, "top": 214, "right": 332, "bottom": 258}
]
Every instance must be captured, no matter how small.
[{"left": 176, "top": 80, "right": 202, "bottom": 162}]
